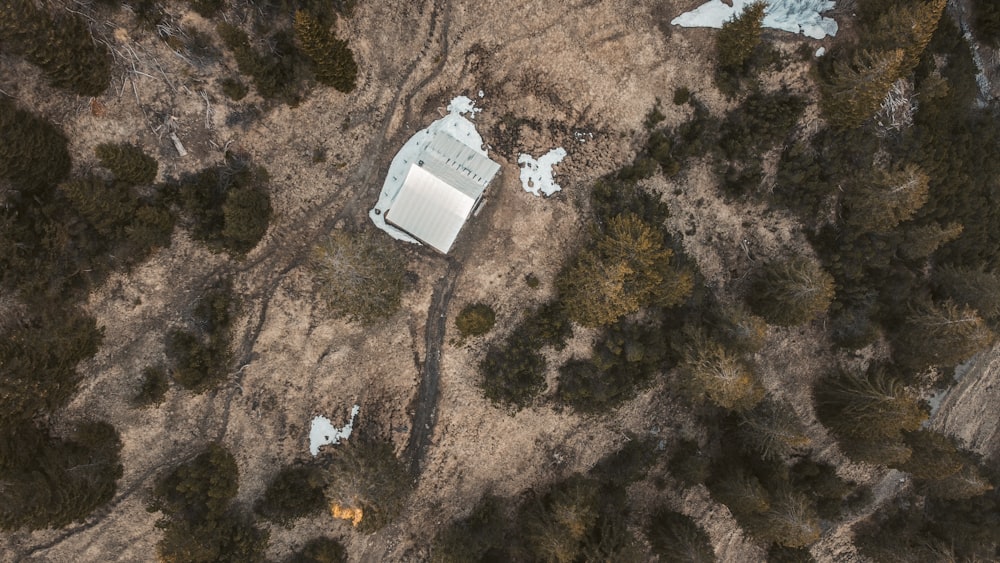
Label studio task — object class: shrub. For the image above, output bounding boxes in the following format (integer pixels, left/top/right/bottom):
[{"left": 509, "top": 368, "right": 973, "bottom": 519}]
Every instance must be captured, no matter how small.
[
  {"left": 288, "top": 537, "right": 346, "bottom": 563},
  {"left": 478, "top": 337, "right": 546, "bottom": 410},
  {"left": 221, "top": 183, "right": 272, "bottom": 254},
  {"left": 309, "top": 229, "right": 409, "bottom": 322},
  {"left": 151, "top": 443, "right": 238, "bottom": 523},
  {"left": 294, "top": 10, "right": 358, "bottom": 93},
  {"left": 95, "top": 143, "right": 158, "bottom": 186},
  {"left": 165, "top": 281, "right": 234, "bottom": 393},
  {"left": 432, "top": 495, "right": 509, "bottom": 563},
  {"left": 220, "top": 77, "right": 249, "bottom": 100},
  {"left": 133, "top": 365, "right": 169, "bottom": 407},
  {"left": 646, "top": 509, "right": 715, "bottom": 563},
  {"left": 255, "top": 465, "right": 327, "bottom": 524},
  {"left": 455, "top": 303, "right": 496, "bottom": 338},
  {"left": 178, "top": 155, "right": 271, "bottom": 254},
  {"left": 672, "top": 86, "right": 692, "bottom": 106},
  {"left": 188, "top": 0, "right": 224, "bottom": 18}
]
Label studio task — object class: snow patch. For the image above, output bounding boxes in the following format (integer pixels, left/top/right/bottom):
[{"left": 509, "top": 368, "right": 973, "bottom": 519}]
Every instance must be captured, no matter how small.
[
  {"left": 672, "top": 0, "right": 838, "bottom": 39},
  {"left": 370, "top": 95, "right": 492, "bottom": 243},
  {"left": 309, "top": 404, "right": 360, "bottom": 456},
  {"left": 518, "top": 148, "right": 567, "bottom": 197},
  {"left": 815, "top": 47, "right": 826, "bottom": 57}
]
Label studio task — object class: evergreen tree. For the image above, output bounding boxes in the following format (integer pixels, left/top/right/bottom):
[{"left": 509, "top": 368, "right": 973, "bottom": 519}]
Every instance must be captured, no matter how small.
[
  {"left": 0, "top": 421, "right": 122, "bottom": 531},
  {"left": 709, "top": 468, "right": 771, "bottom": 517},
  {"left": 932, "top": 265, "right": 1000, "bottom": 322},
  {"left": 254, "top": 464, "right": 327, "bottom": 524},
  {"left": 813, "top": 367, "right": 927, "bottom": 444},
  {"left": 820, "top": 49, "right": 905, "bottom": 129},
  {"left": 288, "top": 537, "right": 347, "bottom": 563},
  {"left": 738, "top": 398, "right": 811, "bottom": 460},
  {"left": 323, "top": 439, "right": 412, "bottom": 534},
  {"left": 843, "top": 164, "right": 930, "bottom": 233},
  {"left": 309, "top": 229, "right": 408, "bottom": 322},
  {"left": 897, "top": 222, "right": 963, "bottom": 261},
  {"left": 0, "top": 0, "right": 111, "bottom": 96},
  {"left": 681, "top": 332, "right": 763, "bottom": 412},
  {"left": 58, "top": 175, "right": 138, "bottom": 239},
  {"left": 973, "top": 0, "right": 1000, "bottom": 46},
  {"left": 95, "top": 143, "right": 158, "bottom": 186},
  {"left": 432, "top": 495, "right": 510, "bottom": 563},
  {"left": 558, "top": 213, "right": 692, "bottom": 327},
  {"left": 133, "top": 365, "right": 169, "bottom": 407},
  {"left": 747, "top": 257, "right": 834, "bottom": 326},
  {"left": 645, "top": 509, "right": 716, "bottom": 563},
  {"left": 893, "top": 299, "right": 994, "bottom": 370},
  {"left": 669, "top": 439, "right": 712, "bottom": 488},
  {"left": 294, "top": 10, "right": 358, "bottom": 93},
  {"left": 897, "top": 429, "right": 963, "bottom": 480},
  {"left": 0, "top": 305, "right": 102, "bottom": 426},
  {"left": 152, "top": 443, "right": 238, "bottom": 523},
  {"left": 479, "top": 336, "right": 546, "bottom": 410},
  {"left": 221, "top": 183, "right": 272, "bottom": 254},
  {"left": 918, "top": 464, "right": 993, "bottom": 500},
  {"left": 0, "top": 97, "right": 71, "bottom": 192},
  {"left": 715, "top": 1, "right": 767, "bottom": 71},
  {"left": 867, "top": 0, "right": 948, "bottom": 76},
  {"left": 760, "top": 490, "right": 821, "bottom": 548}
]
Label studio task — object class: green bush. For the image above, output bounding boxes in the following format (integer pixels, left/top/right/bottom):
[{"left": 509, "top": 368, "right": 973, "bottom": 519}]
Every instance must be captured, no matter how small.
[
  {"left": 95, "top": 143, "right": 158, "bottom": 186},
  {"left": 455, "top": 303, "right": 496, "bottom": 338},
  {"left": 479, "top": 336, "right": 546, "bottom": 410},
  {"left": 288, "top": 537, "right": 346, "bottom": 563},
  {"left": 133, "top": 365, "right": 169, "bottom": 407},
  {"left": 254, "top": 465, "right": 327, "bottom": 524}
]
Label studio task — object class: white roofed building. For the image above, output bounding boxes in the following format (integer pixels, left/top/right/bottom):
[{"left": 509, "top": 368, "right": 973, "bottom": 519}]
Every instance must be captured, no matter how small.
[{"left": 383, "top": 129, "right": 500, "bottom": 253}]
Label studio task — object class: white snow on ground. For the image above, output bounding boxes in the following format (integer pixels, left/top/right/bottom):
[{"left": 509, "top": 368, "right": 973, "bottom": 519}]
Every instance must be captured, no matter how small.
[
  {"left": 309, "top": 404, "right": 360, "bottom": 456},
  {"left": 518, "top": 148, "right": 567, "bottom": 197},
  {"left": 815, "top": 47, "right": 826, "bottom": 57},
  {"left": 672, "top": 0, "right": 838, "bottom": 39},
  {"left": 369, "top": 96, "right": 491, "bottom": 243}
]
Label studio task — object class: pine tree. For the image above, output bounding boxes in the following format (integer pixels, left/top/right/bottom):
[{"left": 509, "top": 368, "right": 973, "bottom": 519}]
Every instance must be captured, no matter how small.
[
  {"left": 95, "top": 143, "right": 158, "bottom": 186},
  {"left": 0, "top": 97, "right": 71, "bottom": 192},
  {"left": 709, "top": 468, "right": 771, "bottom": 517},
  {"left": 843, "top": 164, "right": 930, "bottom": 233},
  {"left": 747, "top": 257, "right": 835, "bottom": 326},
  {"left": 896, "top": 430, "right": 964, "bottom": 480},
  {"left": 294, "top": 10, "right": 358, "bottom": 93},
  {"left": 558, "top": 213, "right": 692, "bottom": 327},
  {"left": 221, "top": 183, "right": 272, "bottom": 254},
  {"left": 897, "top": 221, "right": 963, "bottom": 261},
  {"left": 894, "top": 299, "right": 994, "bottom": 370},
  {"left": 932, "top": 265, "right": 1000, "bottom": 322},
  {"left": 58, "top": 175, "right": 138, "bottom": 239},
  {"left": 0, "top": 0, "right": 110, "bottom": 96},
  {"left": 868, "top": 0, "right": 948, "bottom": 76},
  {"left": 716, "top": 1, "right": 767, "bottom": 70},
  {"left": 646, "top": 509, "right": 716, "bottom": 563},
  {"left": 738, "top": 398, "right": 812, "bottom": 460},
  {"left": 820, "top": 49, "right": 905, "bottom": 129},
  {"left": 761, "top": 490, "right": 821, "bottom": 548},
  {"left": 254, "top": 465, "right": 327, "bottom": 524},
  {"left": 289, "top": 537, "right": 347, "bottom": 563},
  {"left": 918, "top": 464, "right": 993, "bottom": 499},
  {"left": 681, "top": 332, "right": 764, "bottom": 412},
  {"left": 152, "top": 443, "right": 238, "bottom": 523},
  {"left": 433, "top": 495, "right": 509, "bottom": 563},
  {"left": 813, "top": 367, "right": 927, "bottom": 443},
  {"left": 0, "top": 305, "right": 102, "bottom": 427}
]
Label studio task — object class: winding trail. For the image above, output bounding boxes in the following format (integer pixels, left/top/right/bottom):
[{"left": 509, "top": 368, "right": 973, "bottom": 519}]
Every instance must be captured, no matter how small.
[{"left": 403, "top": 260, "right": 461, "bottom": 476}]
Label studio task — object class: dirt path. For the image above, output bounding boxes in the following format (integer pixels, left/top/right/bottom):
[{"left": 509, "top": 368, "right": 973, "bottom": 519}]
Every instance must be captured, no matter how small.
[{"left": 403, "top": 260, "right": 461, "bottom": 476}]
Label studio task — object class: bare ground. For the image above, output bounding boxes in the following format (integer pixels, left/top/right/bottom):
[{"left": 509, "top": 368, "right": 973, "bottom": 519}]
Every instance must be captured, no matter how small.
[{"left": 3, "top": 0, "right": 1000, "bottom": 562}]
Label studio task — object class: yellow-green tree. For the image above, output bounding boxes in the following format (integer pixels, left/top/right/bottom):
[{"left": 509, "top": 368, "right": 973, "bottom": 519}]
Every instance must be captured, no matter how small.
[
  {"left": 558, "top": 214, "right": 692, "bottom": 327},
  {"left": 820, "top": 49, "right": 905, "bottom": 130},
  {"left": 294, "top": 10, "right": 358, "bottom": 93},
  {"left": 894, "top": 299, "right": 994, "bottom": 370},
  {"left": 747, "top": 256, "right": 834, "bottom": 326},
  {"left": 716, "top": 1, "right": 767, "bottom": 70},
  {"left": 867, "top": 0, "right": 948, "bottom": 76},
  {"left": 681, "top": 332, "right": 763, "bottom": 412},
  {"left": 844, "top": 164, "right": 930, "bottom": 233}
]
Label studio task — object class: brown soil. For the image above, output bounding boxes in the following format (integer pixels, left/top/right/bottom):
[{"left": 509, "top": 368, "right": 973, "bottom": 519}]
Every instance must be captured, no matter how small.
[{"left": 3, "top": 0, "right": 1000, "bottom": 562}]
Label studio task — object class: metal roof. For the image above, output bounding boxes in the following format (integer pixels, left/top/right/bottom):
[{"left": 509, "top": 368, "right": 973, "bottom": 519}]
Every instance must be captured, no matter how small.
[
  {"left": 386, "top": 165, "right": 477, "bottom": 254},
  {"left": 384, "top": 130, "right": 500, "bottom": 254}
]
